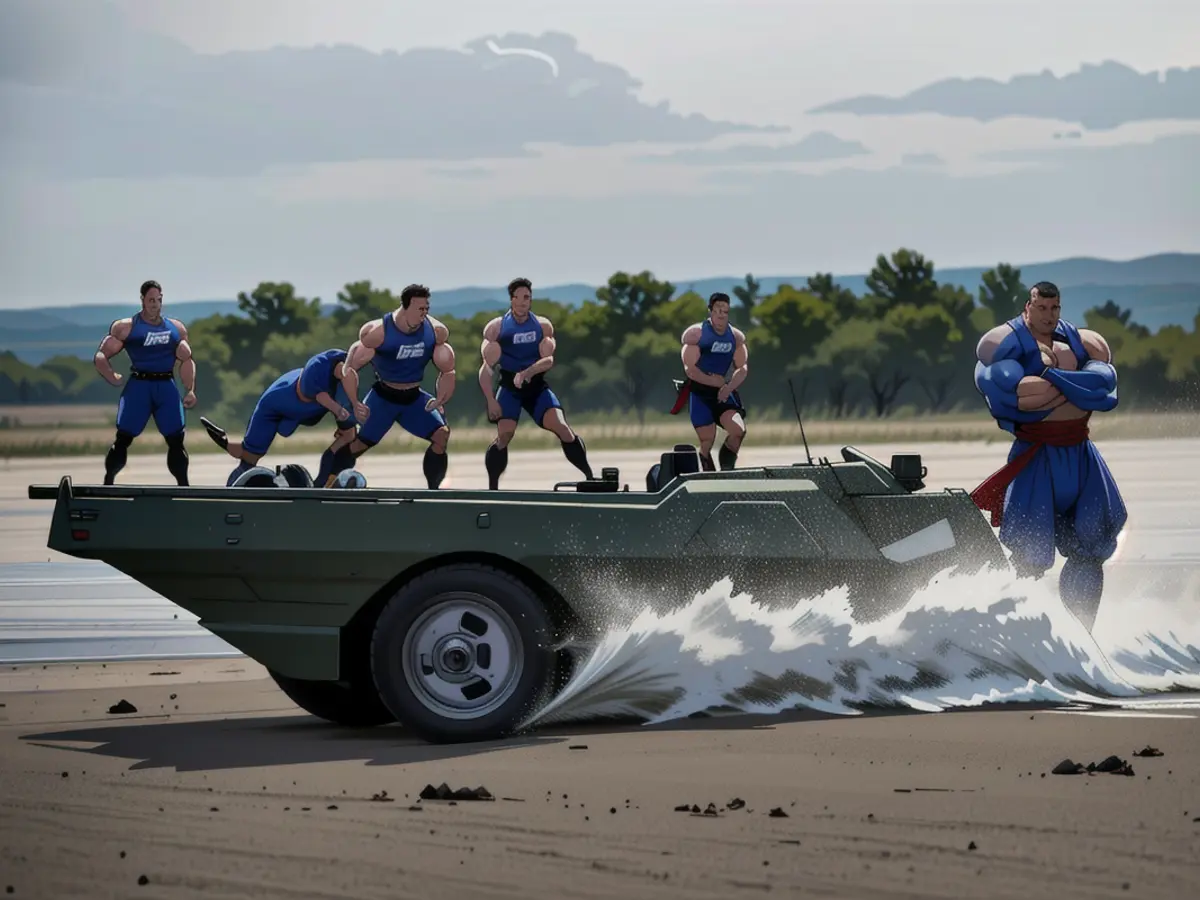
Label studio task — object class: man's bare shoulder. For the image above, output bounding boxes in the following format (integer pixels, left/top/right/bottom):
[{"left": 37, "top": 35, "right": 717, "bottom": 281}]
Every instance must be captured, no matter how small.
[
  {"left": 428, "top": 315, "right": 450, "bottom": 342},
  {"left": 536, "top": 314, "right": 555, "bottom": 334},
  {"left": 482, "top": 316, "right": 502, "bottom": 340},
  {"left": 681, "top": 323, "right": 702, "bottom": 345},
  {"left": 1078, "top": 328, "right": 1112, "bottom": 363},
  {"left": 108, "top": 317, "right": 133, "bottom": 340},
  {"left": 357, "top": 318, "right": 385, "bottom": 347},
  {"left": 167, "top": 317, "right": 188, "bottom": 337},
  {"left": 731, "top": 326, "right": 747, "bottom": 344},
  {"left": 976, "top": 323, "right": 1015, "bottom": 365}
]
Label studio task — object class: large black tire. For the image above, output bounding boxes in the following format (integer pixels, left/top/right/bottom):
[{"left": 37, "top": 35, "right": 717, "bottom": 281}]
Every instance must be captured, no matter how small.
[
  {"left": 369, "top": 564, "right": 558, "bottom": 744},
  {"left": 269, "top": 671, "right": 397, "bottom": 727}
]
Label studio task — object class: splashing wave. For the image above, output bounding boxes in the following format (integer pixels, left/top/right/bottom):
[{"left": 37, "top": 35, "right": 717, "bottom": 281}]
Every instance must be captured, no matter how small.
[{"left": 524, "top": 566, "right": 1200, "bottom": 729}]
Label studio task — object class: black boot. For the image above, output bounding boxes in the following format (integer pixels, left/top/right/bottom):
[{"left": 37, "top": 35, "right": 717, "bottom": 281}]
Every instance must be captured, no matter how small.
[
  {"left": 103, "top": 431, "right": 133, "bottom": 485},
  {"left": 423, "top": 446, "right": 448, "bottom": 489},
  {"left": 718, "top": 444, "right": 738, "bottom": 470},
  {"left": 165, "top": 432, "right": 190, "bottom": 486},
  {"left": 561, "top": 434, "right": 593, "bottom": 479},
  {"left": 485, "top": 441, "right": 508, "bottom": 490}
]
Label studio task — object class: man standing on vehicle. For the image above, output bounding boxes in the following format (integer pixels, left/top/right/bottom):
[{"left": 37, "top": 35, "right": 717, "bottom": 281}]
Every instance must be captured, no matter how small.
[
  {"left": 971, "top": 281, "right": 1128, "bottom": 618},
  {"left": 670, "top": 292, "right": 749, "bottom": 471},
  {"left": 336, "top": 284, "right": 456, "bottom": 489},
  {"left": 477, "top": 277, "right": 594, "bottom": 490},
  {"left": 198, "top": 348, "right": 361, "bottom": 487},
  {"left": 93, "top": 279, "right": 197, "bottom": 486}
]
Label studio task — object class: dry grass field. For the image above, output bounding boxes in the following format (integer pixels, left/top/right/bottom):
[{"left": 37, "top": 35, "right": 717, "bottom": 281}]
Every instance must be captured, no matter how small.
[{"left": 0, "top": 404, "right": 1196, "bottom": 457}]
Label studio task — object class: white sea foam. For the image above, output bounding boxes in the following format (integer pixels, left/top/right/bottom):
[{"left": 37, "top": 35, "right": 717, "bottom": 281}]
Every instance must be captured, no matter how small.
[{"left": 523, "top": 565, "right": 1200, "bottom": 729}]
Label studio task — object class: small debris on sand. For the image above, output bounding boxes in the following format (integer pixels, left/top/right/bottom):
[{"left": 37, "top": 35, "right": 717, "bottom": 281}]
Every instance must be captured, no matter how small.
[
  {"left": 149, "top": 671, "right": 180, "bottom": 676},
  {"left": 137, "top": 875, "right": 148, "bottom": 885},
  {"left": 1132, "top": 746, "right": 1164, "bottom": 757},
  {"left": 1052, "top": 755, "right": 1136, "bottom": 776},
  {"left": 369, "top": 790, "right": 393, "bottom": 802},
  {"left": 107, "top": 699, "right": 137, "bottom": 714},
  {"left": 568, "top": 744, "right": 588, "bottom": 750},
  {"left": 418, "top": 783, "right": 494, "bottom": 802}
]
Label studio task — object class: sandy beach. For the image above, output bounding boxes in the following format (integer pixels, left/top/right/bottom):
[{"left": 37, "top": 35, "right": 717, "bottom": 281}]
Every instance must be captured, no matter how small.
[
  {"left": 2, "top": 440, "right": 1199, "bottom": 898},
  {"left": 0, "top": 658, "right": 1196, "bottom": 899}
]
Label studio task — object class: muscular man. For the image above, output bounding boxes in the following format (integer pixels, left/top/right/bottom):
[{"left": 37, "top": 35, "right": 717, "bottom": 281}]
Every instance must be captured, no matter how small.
[
  {"left": 93, "top": 279, "right": 196, "bottom": 486},
  {"left": 338, "top": 284, "right": 456, "bottom": 489},
  {"left": 478, "top": 277, "right": 593, "bottom": 490},
  {"left": 971, "top": 281, "right": 1127, "bottom": 620},
  {"left": 199, "top": 348, "right": 361, "bottom": 487},
  {"left": 670, "top": 292, "right": 749, "bottom": 471}
]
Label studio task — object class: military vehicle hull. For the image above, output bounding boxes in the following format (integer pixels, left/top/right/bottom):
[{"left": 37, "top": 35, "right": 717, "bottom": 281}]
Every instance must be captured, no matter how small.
[{"left": 28, "top": 444, "right": 1009, "bottom": 744}]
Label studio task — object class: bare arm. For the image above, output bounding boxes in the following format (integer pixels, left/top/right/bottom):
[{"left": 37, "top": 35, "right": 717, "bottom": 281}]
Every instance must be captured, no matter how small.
[
  {"left": 341, "top": 321, "right": 384, "bottom": 410},
  {"left": 680, "top": 325, "right": 725, "bottom": 387},
  {"left": 171, "top": 319, "right": 196, "bottom": 399},
  {"left": 478, "top": 317, "right": 501, "bottom": 400},
  {"left": 519, "top": 317, "right": 556, "bottom": 379},
  {"left": 725, "top": 328, "right": 749, "bottom": 391},
  {"left": 430, "top": 318, "right": 456, "bottom": 407},
  {"left": 94, "top": 319, "right": 130, "bottom": 386}
]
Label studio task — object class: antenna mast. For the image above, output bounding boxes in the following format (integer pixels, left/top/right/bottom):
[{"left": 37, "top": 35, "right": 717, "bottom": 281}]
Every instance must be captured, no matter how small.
[{"left": 787, "top": 377, "right": 813, "bottom": 465}]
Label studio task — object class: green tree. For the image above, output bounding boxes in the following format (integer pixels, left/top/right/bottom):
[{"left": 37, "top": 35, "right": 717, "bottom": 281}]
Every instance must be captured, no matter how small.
[
  {"left": 978, "top": 263, "right": 1027, "bottom": 326},
  {"left": 864, "top": 248, "right": 939, "bottom": 313}
]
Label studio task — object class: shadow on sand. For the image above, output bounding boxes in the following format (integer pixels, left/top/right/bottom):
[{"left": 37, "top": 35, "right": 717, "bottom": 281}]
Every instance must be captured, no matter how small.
[{"left": 17, "top": 700, "right": 1071, "bottom": 773}]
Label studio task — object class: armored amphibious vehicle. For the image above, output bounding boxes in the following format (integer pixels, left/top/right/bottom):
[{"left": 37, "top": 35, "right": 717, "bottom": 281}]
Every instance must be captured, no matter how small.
[{"left": 29, "top": 443, "right": 1008, "bottom": 744}]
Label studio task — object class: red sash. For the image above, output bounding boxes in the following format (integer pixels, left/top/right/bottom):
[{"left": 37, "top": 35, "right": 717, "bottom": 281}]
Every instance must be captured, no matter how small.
[
  {"left": 970, "top": 418, "right": 1091, "bottom": 527},
  {"left": 668, "top": 380, "right": 691, "bottom": 415}
]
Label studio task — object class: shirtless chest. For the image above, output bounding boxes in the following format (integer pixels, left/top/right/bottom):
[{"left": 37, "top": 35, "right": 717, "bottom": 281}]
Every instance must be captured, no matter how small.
[{"left": 1040, "top": 340, "right": 1078, "bottom": 371}]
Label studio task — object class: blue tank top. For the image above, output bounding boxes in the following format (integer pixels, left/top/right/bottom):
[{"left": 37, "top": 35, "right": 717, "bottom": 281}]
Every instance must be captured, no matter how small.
[
  {"left": 497, "top": 311, "right": 543, "bottom": 372},
  {"left": 123, "top": 313, "right": 180, "bottom": 374},
  {"left": 371, "top": 315, "right": 435, "bottom": 384},
  {"left": 695, "top": 319, "right": 736, "bottom": 376},
  {"left": 298, "top": 349, "right": 347, "bottom": 399}
]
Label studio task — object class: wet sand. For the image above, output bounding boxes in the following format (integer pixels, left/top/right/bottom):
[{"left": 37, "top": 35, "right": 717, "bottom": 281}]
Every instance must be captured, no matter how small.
[{"left": 1, "top": 659, "right": 1197, "bottom": 899}]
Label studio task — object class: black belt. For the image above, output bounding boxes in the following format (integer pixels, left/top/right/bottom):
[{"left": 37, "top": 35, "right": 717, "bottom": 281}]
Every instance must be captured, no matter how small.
[
  {"left": 372, "top": 379, "right": 420, "bottom": 405},
  {"left": 129, "top": 369, "right": 175, "bottom": 381},
  {"left": 499, "top": 369, "right": 546, "bottom": 395}
]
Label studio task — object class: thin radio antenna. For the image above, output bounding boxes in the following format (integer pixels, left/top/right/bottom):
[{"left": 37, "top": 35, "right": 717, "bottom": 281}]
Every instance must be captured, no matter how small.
[{"left": 787, "top": 377, "right": 813, "bottom": 465}]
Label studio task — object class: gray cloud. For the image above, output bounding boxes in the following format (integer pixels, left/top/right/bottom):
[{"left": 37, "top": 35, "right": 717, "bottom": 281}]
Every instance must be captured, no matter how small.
[
  {"left": 808, "top": 61, "right": 1200, "bottom": 131},
  {"left": 636, "top": 131, "right": 869, "bottom": 165},
  {"left": 978, "top": 132, "right": 1199, "bottom": 168},
  {"left": 0, "top": 0, "right": 780, "bottom": 179},
  {"left": 3, "top": 130, "right": 1193, "bottom": 310},
  {"left": 426, "top": 167, "right": 494, "bottom": 180},
  {"left": 901, "top": 152, "right": 945, "bottom": 166}
]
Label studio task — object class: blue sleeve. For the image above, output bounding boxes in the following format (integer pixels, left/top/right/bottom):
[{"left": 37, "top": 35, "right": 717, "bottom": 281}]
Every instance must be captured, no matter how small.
[
  {"left": 974, "top": 331, "right": 1048, "bottom": 425},
  {"left": 1042, "top": 361, "right": 1118, "bottom": 412},
  {"left": 298, "top": 354, "right": 334, "bottom": 399}
]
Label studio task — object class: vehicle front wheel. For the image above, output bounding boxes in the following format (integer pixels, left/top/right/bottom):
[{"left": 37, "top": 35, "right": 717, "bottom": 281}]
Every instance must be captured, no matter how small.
[
  {"left": 269, "top": 671, "right": 397, "bottom": 727},
  {"left": 369, "top": 564, "right": 558, "bottom": 744}
]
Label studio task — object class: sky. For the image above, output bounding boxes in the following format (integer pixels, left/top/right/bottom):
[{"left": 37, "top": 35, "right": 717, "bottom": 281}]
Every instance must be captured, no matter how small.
[{"left": 1, "top": 0, "right": 1198, "bottom": 308}]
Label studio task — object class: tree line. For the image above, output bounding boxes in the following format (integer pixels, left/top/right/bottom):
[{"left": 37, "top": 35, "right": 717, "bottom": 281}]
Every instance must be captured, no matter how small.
[{"left": 2, "top": 248, "right": 1198, "bottom": 427}]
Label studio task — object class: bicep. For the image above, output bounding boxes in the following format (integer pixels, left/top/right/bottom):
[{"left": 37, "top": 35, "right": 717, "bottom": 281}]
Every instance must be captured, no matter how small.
[
  {"left": 97, "top": 335, "right": 124, "bottom": 356},
  {"left": 175, "top": 339, "right": 193, "bottom": 361},
  {"left": 681, "top": 343, "right": 700, "bottom": 366},
  {"left": 1080, "top": 329, "right": 1112, "bottom": 363},
  {"left": 481, "top": 338, "right": 501, "bottom": 366},
  {"left": 538, "top": 335, "right": 556, "bottom": 358},
  {"left": 434, "top": 342, "right": 456, "bottom": 372},
  {"left": 346, "top": 340, "right": 374, "bottom": 368},
  {"left": 733, "top": 337, "right": 748, "bottom": 366}
]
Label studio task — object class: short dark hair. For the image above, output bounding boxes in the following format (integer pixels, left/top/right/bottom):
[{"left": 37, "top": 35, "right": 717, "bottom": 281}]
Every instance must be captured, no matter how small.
[
  {"left": 507, "top": 277, "right": 532, "bottom": 298},
  {"left": 1029, "top": 281, "right": 1060, "bottom": 301},
  {"left": 140, "top": 280, "right": 161, "bottom": 298},
  {"left": 400, "top": 283, "right": 431, "bottom": 308},
  {"left": 708, "top": 291, "right": 731, "bottom": 310}
]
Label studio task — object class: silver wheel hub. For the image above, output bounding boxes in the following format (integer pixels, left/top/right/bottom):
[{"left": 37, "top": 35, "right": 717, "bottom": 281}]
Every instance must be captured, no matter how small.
[{"left": 402, "top": 593, "right": 524, "bottom": 720}]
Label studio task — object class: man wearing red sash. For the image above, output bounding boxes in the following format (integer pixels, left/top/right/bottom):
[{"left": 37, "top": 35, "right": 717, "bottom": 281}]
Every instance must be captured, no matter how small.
[{"left": 971, "top": 282, "right": 1127, "bottom": 621}]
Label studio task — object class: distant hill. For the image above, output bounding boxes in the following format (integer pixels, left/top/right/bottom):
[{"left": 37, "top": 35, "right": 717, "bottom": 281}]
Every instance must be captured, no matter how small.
[{"left": 2, "top": 254, "right": 1197, "bottom": 364}]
